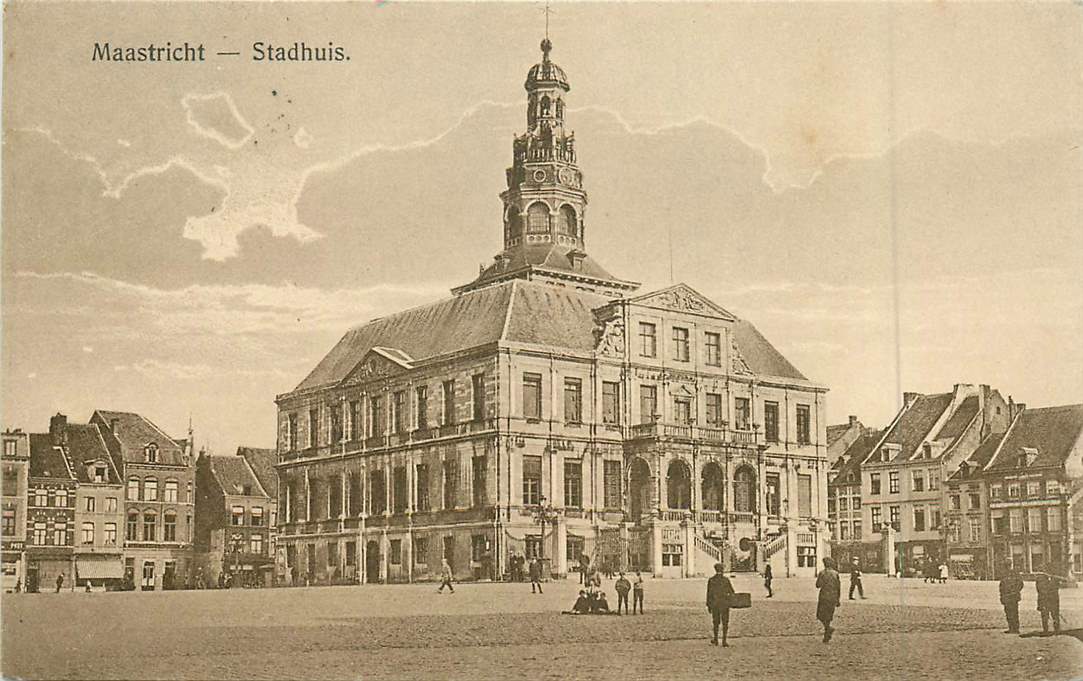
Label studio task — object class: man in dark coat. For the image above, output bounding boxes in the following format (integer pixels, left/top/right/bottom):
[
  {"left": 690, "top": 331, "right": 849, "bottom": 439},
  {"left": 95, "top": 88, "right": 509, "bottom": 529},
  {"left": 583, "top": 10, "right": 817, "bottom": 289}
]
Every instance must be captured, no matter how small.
[
  {"left": 529, "top": 557, "right": 543, "bottom": 594},
  {"left": 849, "top": 558, "right": 865, "bottom": 599},
  {"left": 816, "top": 557, "right": 841, "bottom": 643},
  {"left": 763, "top": 563, "right": 773, "bottom": 598},
  {"left": 706, "top": 562, "right": 735, "bottom": 647},
  {"left": 998, "top": 564, "right": 1024, "bottom": 634},
  {"left": 1036, "top": 571, "right": 1066, "bottom": 634}
]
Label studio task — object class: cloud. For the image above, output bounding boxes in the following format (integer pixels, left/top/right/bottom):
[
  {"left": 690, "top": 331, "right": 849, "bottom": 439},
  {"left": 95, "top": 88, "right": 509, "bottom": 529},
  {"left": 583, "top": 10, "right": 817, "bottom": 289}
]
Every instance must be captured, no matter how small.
[{"left": 182, "top": 92, "right": 255, "bottom": 150}]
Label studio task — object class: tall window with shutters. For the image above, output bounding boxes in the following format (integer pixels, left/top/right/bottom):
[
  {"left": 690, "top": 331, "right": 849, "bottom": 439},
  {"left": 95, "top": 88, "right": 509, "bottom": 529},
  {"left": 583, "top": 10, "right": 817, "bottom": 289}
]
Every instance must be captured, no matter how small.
[
  {"left": 522, "top": 456, "right": 542, "bottom": 506},
  {"left": 797, "top": 474, "right": 812, "bottom": 517}
]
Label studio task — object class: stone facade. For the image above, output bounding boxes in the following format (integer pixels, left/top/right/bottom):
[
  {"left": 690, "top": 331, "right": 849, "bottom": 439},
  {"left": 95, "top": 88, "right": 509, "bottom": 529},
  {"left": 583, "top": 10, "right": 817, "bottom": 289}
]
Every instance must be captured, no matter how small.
[
  {"left": 273, "top": 39, "right": 830, "bottom": 584},
  {"left": 2, "top": 430, "right": 30, "bottom": 592}
]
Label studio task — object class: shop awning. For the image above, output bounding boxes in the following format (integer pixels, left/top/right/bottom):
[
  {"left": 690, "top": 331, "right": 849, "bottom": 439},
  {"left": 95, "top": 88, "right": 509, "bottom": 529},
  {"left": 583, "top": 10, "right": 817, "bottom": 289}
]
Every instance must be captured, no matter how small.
[{"left": 76, "top": 557, "right": 124, "bottom": 580}]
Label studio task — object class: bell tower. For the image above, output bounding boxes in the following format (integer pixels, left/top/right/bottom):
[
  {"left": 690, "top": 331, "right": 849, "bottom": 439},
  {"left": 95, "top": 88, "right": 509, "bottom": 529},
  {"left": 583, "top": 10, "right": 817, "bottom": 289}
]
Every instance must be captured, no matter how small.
[{"left": 502, "top": 38, "right": 587, "bottom": 252}]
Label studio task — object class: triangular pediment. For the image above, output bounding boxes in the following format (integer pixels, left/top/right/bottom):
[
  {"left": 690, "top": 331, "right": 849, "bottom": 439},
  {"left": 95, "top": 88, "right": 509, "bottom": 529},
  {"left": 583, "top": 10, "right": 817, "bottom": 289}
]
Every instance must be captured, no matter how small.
[
  {"left": 341, "top": 347, "right": 414, "bottom": 385},
  {"left": 629, "top": 284, "right": 736, "bottom": 320}
]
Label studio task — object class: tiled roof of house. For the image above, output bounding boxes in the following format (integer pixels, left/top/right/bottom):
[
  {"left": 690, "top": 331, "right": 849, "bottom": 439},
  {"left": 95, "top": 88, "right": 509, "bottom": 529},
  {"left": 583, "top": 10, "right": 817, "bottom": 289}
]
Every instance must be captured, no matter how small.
[
  {"left": 92, "top": 411, "right": 186, "bottom": 465},
  {"left": 208, "top": 454, "right": 267, "bottom": 498},
  {"left": 63, "top": 423, "right": 120, "bottom": 484},
  {"left": 293, "top": 279, "right": 810, "bottom": 393},
  {"left": 949, "top": 433, "right": 1003, "bottom": 482},
  {"left": 237, "top": 447, "right": 277, "bottom": 499},
  {"left": 877, "top": 393, "right": 953, "bottom": 461},
  {"left": 28, "top": 434, "right": 75, "bottom": 481},
  {"left": 934, "top": 396, "right": 980, "bottom": 444},
  {"left": 831, "top": 429, "right": 883, "bottom": 484},
  {"left": 985, "top": 404, "right": 1083, "bottom": 472},
  {"left": 827, "top": 423, "right": 854, "bottom": 449}
]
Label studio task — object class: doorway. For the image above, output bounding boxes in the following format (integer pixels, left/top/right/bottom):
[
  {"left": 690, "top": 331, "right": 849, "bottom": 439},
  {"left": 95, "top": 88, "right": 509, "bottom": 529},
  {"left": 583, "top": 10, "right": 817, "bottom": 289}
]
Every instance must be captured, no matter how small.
[{"left": 366, "top": 540, "right": 380, "bottom": 583}]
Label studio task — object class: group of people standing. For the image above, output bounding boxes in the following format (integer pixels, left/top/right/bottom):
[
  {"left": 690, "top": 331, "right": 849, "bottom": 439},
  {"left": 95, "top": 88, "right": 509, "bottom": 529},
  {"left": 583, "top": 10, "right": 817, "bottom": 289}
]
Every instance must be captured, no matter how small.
[
  {"left": 561, "top": 568, "right": 644, "bottom": 615},
  {"left": 998, "top": 566, "right": 1068, "bottom": 635}
]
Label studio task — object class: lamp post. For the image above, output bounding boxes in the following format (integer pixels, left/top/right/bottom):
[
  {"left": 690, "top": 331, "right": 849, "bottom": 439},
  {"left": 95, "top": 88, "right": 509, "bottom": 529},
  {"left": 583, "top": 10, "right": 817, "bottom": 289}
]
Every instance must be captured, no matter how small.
[{"left": 531, "top": 495, "right": 559, "bottom": 567}]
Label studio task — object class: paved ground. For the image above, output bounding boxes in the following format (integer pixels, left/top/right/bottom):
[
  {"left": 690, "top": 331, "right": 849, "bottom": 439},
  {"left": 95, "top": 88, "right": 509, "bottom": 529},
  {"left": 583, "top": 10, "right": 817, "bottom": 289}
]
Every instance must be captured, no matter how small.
[{"left": 3, "top": 575, "right": 1082, "bottom": 680}]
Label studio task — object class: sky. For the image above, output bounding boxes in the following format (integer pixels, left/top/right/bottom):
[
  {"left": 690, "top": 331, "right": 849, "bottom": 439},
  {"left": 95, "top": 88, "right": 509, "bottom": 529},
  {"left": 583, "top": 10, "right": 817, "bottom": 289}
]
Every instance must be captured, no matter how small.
[{"left": 3, "top": 2, "right": 1081, "bottom": 454}]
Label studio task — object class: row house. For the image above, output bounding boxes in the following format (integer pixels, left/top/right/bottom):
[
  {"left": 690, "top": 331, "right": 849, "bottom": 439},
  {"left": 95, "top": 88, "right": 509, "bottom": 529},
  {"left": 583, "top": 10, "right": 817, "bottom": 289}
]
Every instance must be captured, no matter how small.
[
  {"left": 194, "top": 447, "right": 278, "bottom": 586},
  {"left": 91, "top": 410, "right": 195, "bottom": 590},
  {"left": 827, "top": 429, "right": 882, "bottom": 569},
  {"left": 983, "top": 404, "right": 1083, "bottom": 579},
  {"left": 26, "top": 432, "right": 77, "bottom": 592},
  {"left": 273, "top": 37, "right": 830, "bottom": 586},
  {"left": 826, "top": 416, "right": 865, "bottom": 467},
  {"left": 943, "top": 434, "right": 1001, "bottom": 579},
  {"left": 2, "top": 430, "right": 30, "bottom": 591}
]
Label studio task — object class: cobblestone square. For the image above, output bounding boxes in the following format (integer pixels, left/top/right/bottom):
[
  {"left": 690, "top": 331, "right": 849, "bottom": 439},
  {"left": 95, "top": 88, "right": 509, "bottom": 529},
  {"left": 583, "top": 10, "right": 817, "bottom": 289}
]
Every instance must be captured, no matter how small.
[{"left": 4, "top": 575, "right": 1082, "bottom": 680}]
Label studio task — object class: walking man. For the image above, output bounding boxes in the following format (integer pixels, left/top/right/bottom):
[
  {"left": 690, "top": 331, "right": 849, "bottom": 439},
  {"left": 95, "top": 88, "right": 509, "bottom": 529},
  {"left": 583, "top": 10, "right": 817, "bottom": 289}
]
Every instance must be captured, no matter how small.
[
  {"left": 437, "top": 557, "right": 455, "bottom": 594},
  {"left": 849, "top": 558, "right": 865, "bottom": 599},
  {"left": 998, "top": 564, "right": 1023, "bottom": 634},
  {"left": 763, "top": 563, "right": 773, "bottom": 598},
  {"left": 529, "top": 557, "right": 543, "bottom": 594},
  {"left": 816, "top": 557, "right": 841, "bottom": 643},
  {"left": 55, "top": 572, "right": 64, "bottom": 593},
  {"left": 706, "top": 562, "right": 734, "bottom": 647},
  {"left": 632, "top": 571, "right": 645, "bottom": 614},
  {"left": 615, "top": 572, "right": 631, "bottom": 615}
]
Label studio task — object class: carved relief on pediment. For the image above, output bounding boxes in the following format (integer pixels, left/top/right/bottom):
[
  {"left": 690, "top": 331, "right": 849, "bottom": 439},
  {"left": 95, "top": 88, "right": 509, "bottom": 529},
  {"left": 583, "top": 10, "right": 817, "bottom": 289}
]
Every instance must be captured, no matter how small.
[
  {"left": 343, "top": 352, "right": 403, "bottom": 385},
  {"left": 593, "top": 306, "right": 625, "bottom": 358},
  {"left": 731, "top": 338, "right": 753, "bottom": 376},
  {"left": 634, "top": 285, "right": 733, "bottom": 318}
]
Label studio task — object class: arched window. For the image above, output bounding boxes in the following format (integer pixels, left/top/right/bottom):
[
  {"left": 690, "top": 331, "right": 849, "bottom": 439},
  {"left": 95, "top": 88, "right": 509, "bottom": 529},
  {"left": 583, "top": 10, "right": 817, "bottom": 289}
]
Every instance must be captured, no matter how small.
[
  {"left": 556, "top": 205, "right": 577, "bottom": 236},
  {"left": 507, "top": 207, "right": 523, "bottom": 239},
  {"left": 701, "top": 462, "right": 724, "bottom": 511},
  {"left": 734, "top": 467, "right": 757, "bottom": 513},
  {"left": 666, "top": 460, "right": 691, "bottom": 510},
  {"left": 555, "top": 98, "right": 564, "bottom": 119},
  {"left": 142, "top": 510, "right": 157, "bottom": 542},
  {"left": 628, "top": 458, "right": 652, "bottom": 521},
  {"left": 540, "top": 95, "right": 551, "bottom": 117},
  {"left": 527, "top": 202, "right": 550, "bottom": 234},
  {"left": 144, "top": 478, "right": 158, "bottom": 502},
  {"left": 144, "top": 444, "right": 159, "bottom": 463}
]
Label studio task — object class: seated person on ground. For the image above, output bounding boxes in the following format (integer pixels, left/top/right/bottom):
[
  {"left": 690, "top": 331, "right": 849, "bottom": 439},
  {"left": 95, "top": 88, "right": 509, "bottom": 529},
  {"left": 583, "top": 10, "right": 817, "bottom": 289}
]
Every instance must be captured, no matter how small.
[{"left": 562, "top": 590, "right": 592, "bottom": 615}]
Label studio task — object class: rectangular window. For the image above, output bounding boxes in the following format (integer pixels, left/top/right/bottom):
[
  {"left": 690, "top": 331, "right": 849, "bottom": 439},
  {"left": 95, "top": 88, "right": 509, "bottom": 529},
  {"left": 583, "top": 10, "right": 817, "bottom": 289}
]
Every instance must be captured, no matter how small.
[
  {"left": 330, "top": 404, "right": 343, "bottom": 443},
  {"left": 640, "top": 385, "right": 657, "bottom": 423},
  {"left": 309, "top": 408, "right": 319, "bottom": 448},
  {"left": 989, "top": 484, "right": 1002, "bottom": 500},
  {"left": 889, "top": 471, "right": 900, "bottom": 494},
  {"left": 564, "top": 460, "right": 582, "bottom": 508},
  {"left": 1046, "top": 480, "right": 1060, "bottom": 497},
  {"left": 3, "top": 441, "right": 14, "bottom": 457},
  {"left": 522, "top": 373, "right": 542, "bottom": 421},
  {"left": 93, "top": 466, "right": 106, "bottom": 483},
  {"left": 443, "top": 459, "right": 458, "bottom": 510},
  {"left": 913, "top": 508, "right": 926, "bottom": 532},
  {"left": 472, "top": 374, "right": 486, "bottom": 421},
  {"left": 705, "top": 393, "right": 723, "bottom": 427},
  {"left": 415, "top": 464, "right": 430, "bottom": 512},
  {"left": 797, "top": 546, "right": 817, "bottom": 568},
  {"left": 871, "top": 506, "right": 882, "bottom": 529},
  {"left": 288, "top": 413, "right": 298, "bottom": 450},
  {"left": 734, "top": 397, "right": 750, "bottom": 431},
  {"left": 968, "top": 518, "right": 981, "bottom": 542},
  {"left": 442, "top": 380, "right": 457, "bottom": 425},
  {"left": 602, "top": 381, "right": 620, "bottom": 425},
  {"left": 950, "top": 494, "right": 961, "bottom": 511},
  {"left": 393, "top": 467, "right": 407, "bottom": 514},
  {"left": 414, "top": 537, "right": 429, "bottom": 565},
  {"left": 968, "top": 493, "right": 981, "bottom": 509},
  {"left": 389, "top": 539, "right": 402, "bottom": 565},
  {"left": 126, "top": 514, "right": 138, "bottom": 541},
  {"left": 928, "top": 469, "right": 940, "bottom": 491},
  {"left": 564, "top": 378, "right": 583, "bottom": 424},
  {"left": 673, "top": 397, "right": 692, "bottom": 425},
  {"left": 143, "top": 480, "right": 157, "bottom": 502},
  {"left": 603, "top": 460, "right": 622, "bottom": 509},
  {"left": 870, "top": 473, "right": 881, "bottom": 495},
  {"left": 369, "top": 470, "right": 387, "bottom": 515},
  {"left": 33, "top": 522, "right": 47, "bottom": 545},
  {"left": 104, "top": 522, "right": 117, "bottom": 545},
  {"left": 1, "top": 510, "right": 14, "bottom": 536},
  {"left": 1027, "top": 508, "right": 1043, "bottom": 533},
  {"left": 163, "top": 513, "right": 176, "bottom": 542},
  {"left": 415, "top": 386, "right": 428, "bottom": 430},
  {"left": 764, "top": 401, "right": 779, "bottom": 442},
  {"left": 471, "top": 535, "right": 488, "bottom": 563},
  {"left": 250, "top": 533, "right": 263, "bottom": 555},
  {"left": 949, "top": 524, "right": 962, "bottom": 543},
  {"left": 853, "top": 520, "right": 862, "bottom": 539},
  {"left": 1007, "top": 482, "right": 1020, "bottom": 499},
  {"left": 164, "top": 481, "right": 178, "bottom": 503},
  {"left": 349, "top": 400, "right": 361, "bottom": 440},
  {"left": 1026, "top": 481, "right": 1041, "bottom": 498},
  {"left": 328, "top": 542, "right": 339, "bottom": 568},
  {"left": 55, "top": 488, "right": 69, "bottom": 507},
  {"left": 369, "top": 396, "right": 383, "bottom": 437},
  {"left": 522, "top": 455, "right": 542, "bottom": 506},
  {"left": 54, "top": 522, "right": 67, "bottom": 546},
  {"left": 840, "top": 523, "right": 850, "bottom": 540},
  {"left": 639, "top": 322, "right": 657, "bottom": 357},
  {"left": 797, "top": 474, "right": 812, "bottom": 516},
  {"left": 81, "top": 522, "right": 94, "bottom": 544},
  {"left": 85, "top": 496, "right": 96, "bottom": 512},
  {"left": 912, "top": 470, "right": 924, "bottom": 492},
  {"left": 839, "top": 497, "right": 849, "bottom": 511},
  {"left": 889, "top": 505, "right": 900, "bottom": 531},
  {"left": 991, "top": 512, "right": 1007, "bottom": 535},
  {"left": 661, "top": 543, "right": 683, "bottom": 567},
  {"left": 672, "top": 327, "right": 689, "bottom": 362},
  {"left": 141, "top": 514, "right": 155, "bottom": 542},
  {"left": 392, "top": 391, "right": 407, "bottom": 433},
  {"left": 2, "top": 466, "right": 17, "bottom": 496},
  {"left": 765, "top": 472, "right": 780, "bottom": 515},
  {"left": 1009, "top": 509, "right": 1022, "bottom": 533},
  {"left": 705, "top": 332, "right": 721, "bottom": 366},
  {"left": 796, "top": 404, "right": 811, "bottom": 445},
  {"left": 34, "top": 488, "right": 48, "bottom": 506},
  {"left": 1047, "top": 507, "right": 1061, "bottom": 532},
  {"left": 828, "top": 498, "right": 836, "bottom": 514},
  {"left": 231, "top": 506, "right": 244, "bottom": 526},
  {"left": 472, "top": 455, "right": 487, "bottom": 507},
  {"left": 251, "top": 506, "right": 264, "bottom": 527}
]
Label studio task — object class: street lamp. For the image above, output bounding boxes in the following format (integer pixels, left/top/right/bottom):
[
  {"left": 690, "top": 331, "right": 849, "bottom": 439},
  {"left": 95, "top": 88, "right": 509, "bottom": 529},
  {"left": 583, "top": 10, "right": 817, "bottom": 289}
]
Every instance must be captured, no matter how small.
[{"left": 531, "top": 495, "right": 560, "bottom": 563}]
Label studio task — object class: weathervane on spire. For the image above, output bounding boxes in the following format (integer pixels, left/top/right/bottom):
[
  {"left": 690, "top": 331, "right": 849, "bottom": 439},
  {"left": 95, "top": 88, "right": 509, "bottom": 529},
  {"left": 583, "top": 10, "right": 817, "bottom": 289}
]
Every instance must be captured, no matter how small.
[{"left": 541, "top": 2, "right": 554, "bottom": 59}]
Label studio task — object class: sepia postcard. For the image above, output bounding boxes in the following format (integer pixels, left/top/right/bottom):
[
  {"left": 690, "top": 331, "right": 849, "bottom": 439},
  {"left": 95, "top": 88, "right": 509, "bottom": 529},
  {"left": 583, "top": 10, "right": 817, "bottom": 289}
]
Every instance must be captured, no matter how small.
[{"left": 1, "top": 2, "right": 1081, "bottom": 679}]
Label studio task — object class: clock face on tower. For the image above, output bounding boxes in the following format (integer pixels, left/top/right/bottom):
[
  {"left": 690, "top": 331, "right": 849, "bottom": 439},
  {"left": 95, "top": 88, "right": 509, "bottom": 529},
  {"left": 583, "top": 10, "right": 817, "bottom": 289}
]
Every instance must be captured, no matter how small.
[{"left": 532, "top": 169, "right": 547, "bottom": 183}]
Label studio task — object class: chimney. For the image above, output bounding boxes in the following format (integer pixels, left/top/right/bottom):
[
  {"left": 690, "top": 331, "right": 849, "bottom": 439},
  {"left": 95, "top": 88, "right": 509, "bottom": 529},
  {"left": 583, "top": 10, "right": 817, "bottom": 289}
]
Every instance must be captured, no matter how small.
[
  {"left": 110, "top": 418, "right": 119, "bottom": 434},
  {"left": 49, "top": 413, "right": 67, "bottom": 437},
  {"left": 903, "top": 392, "right": 920, "bottom": 407},
  {"left": 848, "top": 415, "right": 858, "bottom": 427}
]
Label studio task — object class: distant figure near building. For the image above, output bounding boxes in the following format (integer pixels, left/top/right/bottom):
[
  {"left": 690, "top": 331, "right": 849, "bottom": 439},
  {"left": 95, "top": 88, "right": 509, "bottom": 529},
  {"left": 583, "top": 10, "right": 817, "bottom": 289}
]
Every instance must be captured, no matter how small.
[
  {"left": 763, "top": 563, "right": 773, "bottom": 598},
  {"left": 998, "top": 565, "right": 1024, "bottom": 634},
  {"left": 706, "top": 562, "right": 735, "bottom": 647},
  {"left": 849, "top": 558, "right": 865, "bottom": 600},
  {"left": 55, "top": 573, "right": 64, "bottom": 593},
  {"left": 437, "top": 558, "right": 455, "bottom": 594},
  {"left": 938, "top": 563, "right": 949, "bottom": 584},
  {"left": 529, "top": 557, "right": 543, "bottom": 594},
  {"left": 615, "top": 573, "right": 631, "bottom": 614},
  {"left": 632, "top": 571, "right": 645, "bottom": 614},
  {"left": 816, "top": 557, "right": 841, "bottom": 643},
  {"left": 1036, "top": 572, "right": 1066, "bottom": 635}
]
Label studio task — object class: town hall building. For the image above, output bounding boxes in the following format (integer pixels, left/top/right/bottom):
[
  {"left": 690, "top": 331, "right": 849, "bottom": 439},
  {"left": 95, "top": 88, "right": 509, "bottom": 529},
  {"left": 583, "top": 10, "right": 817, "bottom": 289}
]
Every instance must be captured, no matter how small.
[{"left": 273, "top": 38, "right": 830, "bottom": 584}]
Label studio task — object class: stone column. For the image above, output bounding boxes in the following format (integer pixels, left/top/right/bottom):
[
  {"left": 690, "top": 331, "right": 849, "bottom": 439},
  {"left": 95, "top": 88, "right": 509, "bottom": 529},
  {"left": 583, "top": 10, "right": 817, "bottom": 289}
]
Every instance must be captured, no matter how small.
[
  {"left": 682, "top": 518, "right": 696, "bottom": 578},
  {"left": 379, "top": 530, "right": 389, "bottom": 583},
  {"left": 652, "top": 522, "right": 663, "bottom": 576},
  {"left": 555, "top": 518, "right": 568, "bottom": 578},
  {"left": 882, "top": 526, "right": 896, "bottom": 576}
]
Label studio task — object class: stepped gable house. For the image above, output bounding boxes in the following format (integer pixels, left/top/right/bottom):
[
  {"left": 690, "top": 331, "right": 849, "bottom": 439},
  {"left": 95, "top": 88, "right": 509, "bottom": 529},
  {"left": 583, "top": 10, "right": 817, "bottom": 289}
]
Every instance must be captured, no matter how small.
[{"left": 274, "top": 38, "right": 830, "bottom": 584}]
